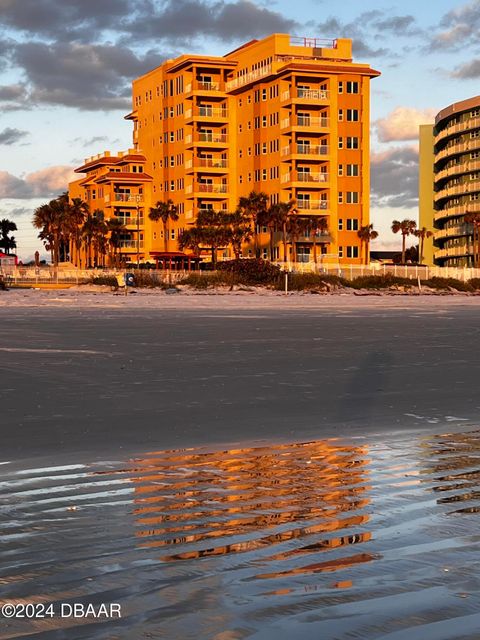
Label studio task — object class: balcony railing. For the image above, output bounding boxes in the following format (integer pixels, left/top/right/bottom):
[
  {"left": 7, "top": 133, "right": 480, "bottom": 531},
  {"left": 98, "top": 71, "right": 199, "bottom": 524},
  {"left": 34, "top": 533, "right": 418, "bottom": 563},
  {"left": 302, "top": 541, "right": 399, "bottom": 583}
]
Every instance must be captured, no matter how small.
[
  {"left": 186, "top": 80, "right": 225, "bottom": 92},
  {"left": 115, "top": 217, "right": 144, "bottom": 227},
  {"left": 108, "top": 193, "right": 143, "bottom": 203},
  {"left": 119, "top": 240, "right": 144, "bottom": 249},
  {"left": 435, "top": 245, "right": 470, "bottom": 258},
  {"left": 434, "top": 180, "right": 480, "bottom": 201},
  {"left": 434, "top": 225, "right": 472, "bottom": 239},
  {"left": 197, "top": 183, "right": 228, "bottom": 193},
  {"left": 281, "top": 89, "right": 329, "bottom": 102},
  {"left": 281, "top": 144, "right": 329, "bottom": 156},
  {"left": 186, "top": 107, "right": 228, "bottom": 119},
  {"left": 296, "top": 200, "right": 329, "bottom": 210},
  {"left": 435, "top": 160, "right": 480, "bottom": 182},
  {"left": 296, "top": 171, "right": 329, "bottom": 182},
  {"left": 281, "top": 116, "right": 329, "bottom": 129},
  {"left": 434, "top": 201, "right": 480, "bottom": 220},
  {"left": 197, "top": 158, "right": 228, "bottom": 168},
  {"left": 435, "top": 117, "right": 480, "bottom": 144},
  {"left": 226, "top": 64, "right": 272, "bottom": 92},
  {"left": 436, "top": 139, "right": 480, "bottom": 162},
  {"left": 197, "top": 132, "right": 228, "bottom": 143}
]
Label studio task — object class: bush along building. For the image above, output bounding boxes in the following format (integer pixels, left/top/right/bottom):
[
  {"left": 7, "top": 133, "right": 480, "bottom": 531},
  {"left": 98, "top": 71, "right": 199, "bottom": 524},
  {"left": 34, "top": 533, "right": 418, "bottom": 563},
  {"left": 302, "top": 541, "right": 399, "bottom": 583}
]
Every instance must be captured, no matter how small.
[{"left": 69, "top": 34, "right": 380, "bottom": 267}]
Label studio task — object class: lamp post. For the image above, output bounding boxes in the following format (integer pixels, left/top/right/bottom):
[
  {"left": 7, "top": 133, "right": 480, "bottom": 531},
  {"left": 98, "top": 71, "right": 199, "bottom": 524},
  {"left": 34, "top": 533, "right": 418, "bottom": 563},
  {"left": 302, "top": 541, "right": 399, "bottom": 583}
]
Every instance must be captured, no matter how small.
[{"left": 136, "top": 203, "right": 140, "bottom": 269}]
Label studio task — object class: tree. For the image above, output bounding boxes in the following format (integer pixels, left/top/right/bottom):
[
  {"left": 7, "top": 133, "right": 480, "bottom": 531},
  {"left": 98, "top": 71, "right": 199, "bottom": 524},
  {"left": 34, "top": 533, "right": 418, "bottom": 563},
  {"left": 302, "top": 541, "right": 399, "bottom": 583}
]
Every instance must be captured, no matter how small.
[
  {"left": 414, "top": 226, "right": 433, "bottom": 264},
  {"left": 238, "top": 190, "right": 269, "bottom": 258},
  {"left": 306, "top": 216, "right": 329, "bottom": 266},
  {"left": 287, "top": 214, "right": 309, "bottom": 263},
  {"left": 222, "top": 209, "right": 252, "bottom": 259},
  {"left": 179, "top": 210, "right": 229, "bottom": 268},
  {"left": 267, "top": 200, "right": 296, "bottom": 264},
  {"left": 82, "top": 209, "right": 107, "bottom": 267},
  {"left": 107, "top": 217, "right": 126, "bottom": 267},
  {"left": 357, "top": 224, "right": 378, "bottom": 265},
  {"left": 67, "top": 198, "right": 89, "bottom": 266},
  {"left": 391, "top": 219, "right": 417, "bottom": 264},
  {"left": 148, "top": 199, "right": 179, "bottom": 252},
  {"left": 0, "top": 219, "right": 17, "bottom": 254}
]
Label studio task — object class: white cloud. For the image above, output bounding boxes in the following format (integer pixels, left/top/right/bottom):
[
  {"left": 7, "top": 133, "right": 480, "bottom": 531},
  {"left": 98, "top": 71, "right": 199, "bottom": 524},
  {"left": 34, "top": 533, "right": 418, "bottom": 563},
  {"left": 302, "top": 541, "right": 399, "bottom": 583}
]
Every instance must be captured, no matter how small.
[
  {"left": 375, "top": 107, "right": 436, "bottom": 143},
  {"left": 0, "top": 165, "right": 76, "bottom": 198}
]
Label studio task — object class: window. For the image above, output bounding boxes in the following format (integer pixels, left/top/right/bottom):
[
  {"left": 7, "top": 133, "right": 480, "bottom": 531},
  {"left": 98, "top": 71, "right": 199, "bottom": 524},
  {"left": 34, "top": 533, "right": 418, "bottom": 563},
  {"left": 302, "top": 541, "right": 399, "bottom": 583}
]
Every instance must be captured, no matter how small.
[
  {"left": 338, "top": 164, "right": 343, "bottom": 176},
  {"left": 339, "top": 246, "right": 343, "bottom": 257},
  {"left": 338, "top": 192, "right": 343, "bottom": 204},
  {"left": 346, "top": 246, "right": 359, "bottom": 258},
  {"left": 338, "top": 219, "right": 343, "bottom": 230},
  {"left": 262, "top": 169, "right": 267, "bottom": 181},
  {"left": 346, "top": 81, "right": 359, "bottom": 94},
  {"left": 238, "top": 124, "right": 242, "bottom": 133},
  {"left": 347, "top": 137, "right": 359, "bottom": 149},
  {"left": 347, "top": 109, "right": 359, "bottom": 121},
  {"left": 338, "top": 81, "right": 344, "bottom": 94},
  {"left": 170, "top": 180, "right": 175, "bottom": 192},
  {"left": 262, "top": 89, "right": 267, "bottom": 101},
  {"left": 338, "top": 109, "right": 343, "bottom": 121},
  {"left": 262, "top": 116, "right": 267, "bottom": 127},
  {"left": 347, "top": 164, "right": 359, "bottom": 176},
  {"left": 338, "top": 137, "right": 343, "bottom": 149},
  {"left": 254, "top": 90, "right": 260, "bottom": 103},
  {"left": 346, "top": 218, "right": 359, "bottom": 231},
  {"left": 346, "top": 192, "right": 359, "bottom": 204}
]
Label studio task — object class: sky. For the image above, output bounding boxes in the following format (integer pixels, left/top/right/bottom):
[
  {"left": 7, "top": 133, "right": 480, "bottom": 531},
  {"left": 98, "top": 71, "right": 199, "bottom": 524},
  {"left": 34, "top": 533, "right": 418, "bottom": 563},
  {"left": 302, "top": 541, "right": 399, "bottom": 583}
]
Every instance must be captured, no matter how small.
[{"left": 1, "top": 0, "right": 480, "bottom": 260}]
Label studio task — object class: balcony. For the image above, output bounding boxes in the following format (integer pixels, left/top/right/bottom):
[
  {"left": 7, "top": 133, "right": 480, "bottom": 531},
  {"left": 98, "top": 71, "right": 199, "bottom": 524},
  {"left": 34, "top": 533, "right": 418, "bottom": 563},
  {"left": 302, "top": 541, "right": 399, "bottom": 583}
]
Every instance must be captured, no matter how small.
[
  {"left": 106, "top": 193, "right": 143, "bottom": 204},
  {"left": 185, "top": 158, "right": 229, "bottom": 174},
  {"left": 435, "top": 138, "right": 480, "bottom": 162},
  {"left": 119, "top": 240, "right": 144, "bottom": 250},
  {"left": 186, "top": 182, "right": 228, "bottom": 197},
  {"left": 185, "top": 106, "right": 229, "bottom": 123},
  {"left": 281, "top": 116, "right": 329, "bottom": 131},
  {"left": 296, "top": 200, "right": 329, "bottom": 211},
  {"left": 435, "top": 159, "right": 480, "bottom": 183},
  {"left": 114, "top": 216, "right": 144, "bottom": 227},
  {"left": 434, "top": 179, "right": 480, "bottom": 202},
  {"left": 186, "top": 132, "right": 229, "bottom": 148},
  {"left": 434, "top": 225, "right": 472, "bottom": 240},
  {"left": 281, "top": 144, "right": 329, "bottom": 160},
  {"left": 281, "top": 171, "right": 329, "bottom": 187},
  {"left": 185, "top": 80, "right": 225, "bottom": 95},
  {"left": 434, "top": 117, "right": 480, "bottom": 145},
  {"left": 281, "top": 88, "right": 329, "bottom": 104},
  {"left": 435, "top": 245, "right": 470, "bottom": 259},
  {"left": 226, "top": 64, "right": 273, "bottom": 92},
  {"left": 434, "top": 201, "right": 480, "bottom": 221}
]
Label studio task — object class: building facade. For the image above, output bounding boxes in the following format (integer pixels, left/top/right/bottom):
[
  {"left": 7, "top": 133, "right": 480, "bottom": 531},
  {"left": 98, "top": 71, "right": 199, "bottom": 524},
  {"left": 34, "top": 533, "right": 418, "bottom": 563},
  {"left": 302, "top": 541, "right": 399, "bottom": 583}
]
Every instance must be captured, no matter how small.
[
  {"left": 70, "top": 34, "right": 380, "bottom": 265},
  {"left": 420, "top": 95, "right": 480, "bottom": 267}
]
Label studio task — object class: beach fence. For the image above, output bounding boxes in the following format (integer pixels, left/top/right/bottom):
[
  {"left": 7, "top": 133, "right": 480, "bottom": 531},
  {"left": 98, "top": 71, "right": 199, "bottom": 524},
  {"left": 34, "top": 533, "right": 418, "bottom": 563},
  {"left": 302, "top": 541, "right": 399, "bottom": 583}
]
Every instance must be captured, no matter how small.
[{"left": 2, "top": 263, "right": 480, "bottom": 286}]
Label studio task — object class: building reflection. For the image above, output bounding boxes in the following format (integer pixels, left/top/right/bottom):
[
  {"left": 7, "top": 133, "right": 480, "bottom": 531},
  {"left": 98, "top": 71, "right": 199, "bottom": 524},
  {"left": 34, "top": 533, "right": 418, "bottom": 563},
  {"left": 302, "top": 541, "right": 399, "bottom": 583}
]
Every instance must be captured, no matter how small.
[{"left": 127, "top": 439, "right": 375, "bottom": 582}]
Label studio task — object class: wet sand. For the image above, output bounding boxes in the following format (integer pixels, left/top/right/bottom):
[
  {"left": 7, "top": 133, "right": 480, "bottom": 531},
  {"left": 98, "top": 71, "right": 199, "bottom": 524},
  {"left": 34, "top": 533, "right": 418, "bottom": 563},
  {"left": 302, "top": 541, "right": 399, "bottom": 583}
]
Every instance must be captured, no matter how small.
[{"left": 1, "top": 290, "right": 480, "bottom": 638}]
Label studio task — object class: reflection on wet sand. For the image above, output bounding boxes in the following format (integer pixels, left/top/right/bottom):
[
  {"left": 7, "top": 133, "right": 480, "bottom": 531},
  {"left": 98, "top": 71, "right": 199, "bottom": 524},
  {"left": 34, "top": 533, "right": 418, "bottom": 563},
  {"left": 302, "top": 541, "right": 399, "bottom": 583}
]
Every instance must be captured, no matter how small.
[
  {"left": 130, "top": 441, "right": 373, "bottom": 570},
  {"left": 1, "top": 431, "right": 480, "bottom": 639}
]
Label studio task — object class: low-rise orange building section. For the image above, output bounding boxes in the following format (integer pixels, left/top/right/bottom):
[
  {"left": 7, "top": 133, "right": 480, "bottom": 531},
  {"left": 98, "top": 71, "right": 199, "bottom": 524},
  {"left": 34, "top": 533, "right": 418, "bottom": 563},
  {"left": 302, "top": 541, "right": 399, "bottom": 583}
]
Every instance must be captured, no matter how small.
[{"left": 70, "top": 34, "right": 380, "bottom": 265}]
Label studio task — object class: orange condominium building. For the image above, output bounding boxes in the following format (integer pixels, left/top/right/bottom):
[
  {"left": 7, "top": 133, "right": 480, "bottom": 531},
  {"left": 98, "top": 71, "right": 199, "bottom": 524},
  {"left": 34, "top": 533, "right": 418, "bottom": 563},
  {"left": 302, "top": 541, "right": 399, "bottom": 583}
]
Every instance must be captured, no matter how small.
[{"left": 69, "top": 34, "right": 380, "bottom": 266}]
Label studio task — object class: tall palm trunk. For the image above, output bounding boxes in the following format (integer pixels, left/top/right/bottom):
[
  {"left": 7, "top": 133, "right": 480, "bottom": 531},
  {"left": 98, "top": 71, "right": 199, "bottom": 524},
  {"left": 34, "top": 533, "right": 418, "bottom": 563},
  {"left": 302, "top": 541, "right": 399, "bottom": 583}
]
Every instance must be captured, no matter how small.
[
  {"left": 163, "top": 221, "right": 168, "bottom": 252},
  {"left": 282, "top": 224, "right": 288, "bottom": 264},
  {"left": 402, "top": 234, "right": 406, "bottom": 264}
]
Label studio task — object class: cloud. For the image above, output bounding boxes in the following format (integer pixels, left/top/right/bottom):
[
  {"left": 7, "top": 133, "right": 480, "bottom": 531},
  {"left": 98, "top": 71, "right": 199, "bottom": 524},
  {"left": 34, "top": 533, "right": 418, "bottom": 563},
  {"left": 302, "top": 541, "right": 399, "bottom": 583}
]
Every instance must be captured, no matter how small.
[
  {"left": 375, "top": 107, "right": 436, "bottom": 142},
  {"left": 371, "top": 146, "right": 419, "bottom": 208},
  {"left": 119, "top": 0, "right": 298, "bottom": 43},
  {"left": 0, "top": 0, "right": 133, "bottom": 42},
  {"left": 430, "top": 0, "right": 480, "bottom": 51},
  {"left": 0, "top": 83, "right": 30, "bottom": 111},
  {"left": 11, "top": 41, "right": 165, "bottom": 111},
  {"left": 451, "top": 58, "right": 480, "bottom": 78},
  {"left": 0, "top": 166, "right": 76, "bottom": 199},
  {"left": 0, "top": 127, "right": 29, "bottom": 145}
]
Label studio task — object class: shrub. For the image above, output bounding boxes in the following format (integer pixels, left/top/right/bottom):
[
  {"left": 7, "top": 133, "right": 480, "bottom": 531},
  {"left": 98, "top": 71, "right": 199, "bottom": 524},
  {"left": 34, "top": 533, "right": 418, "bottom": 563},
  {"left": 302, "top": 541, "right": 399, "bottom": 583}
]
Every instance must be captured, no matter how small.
[
  {"left": 468, "top": 278, "right": 480, "bottom": 290},
  {"left": 348, "top": 274, "right": 413, "bottom": 290},
  {"left": 179, "top": 272, "right": 231, "bottom": 289},
  {"left": 274, "top": 272, "right": 345, "bottom": 291},
  {"left": 422, "top": 277, "right": 473, "bottom": 292},
  {"left": 218, "top": 258, "right": 281, "bottom": 285},
  {"left": 89, "top": 275, "right": 118, "bottom": 287}
]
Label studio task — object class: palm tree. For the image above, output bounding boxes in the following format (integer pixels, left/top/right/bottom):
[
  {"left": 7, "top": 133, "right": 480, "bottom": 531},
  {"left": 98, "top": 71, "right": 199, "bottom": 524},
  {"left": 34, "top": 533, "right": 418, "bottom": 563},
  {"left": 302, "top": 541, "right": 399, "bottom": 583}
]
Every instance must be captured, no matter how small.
[
  {"left": 357, "top": 224, "right": 378, "bottom": 265},
  {"left": 238, "top": 190, "right": 269, "bottom": 258},
  {"left": 307, "top": 216, "right": 329, "bottom": 266},
  {"left": 67, "top": 197, "right": 89, "bottom": 266},
  {"left": 178, "top": 227, "right": 203, "bottom": 258},
  {"left": 391, "top": 219, "right": 417, "bottom": 264},
  {"left": 413, "top": 226, "right": 433, "bottom": 264},
  {"left": 287, "top": 214, "right": 309, "bottom": 264},
  {"left": 0, "top": 219, "right": 17, "bottom": 254},
  {"left": 33, "top": 201, "right": 60, "bottom": 264},
  {"left": 464, "top": 210, "right": 480, "bottom": 267},
  {"left": 82, "top": 209, "right": 106, "bottom": 267},
  {"left": 267, "top": 200, "right": 296, "bottom": 264},
  {"left": 222, "top": 209, "right": 252, "bottom": 259},
  {"left": 107, "top": 217, "right": 126, "bottom": 267},
  {"left": 148, "top": 199, "right": 179, "bottom": 252}
]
